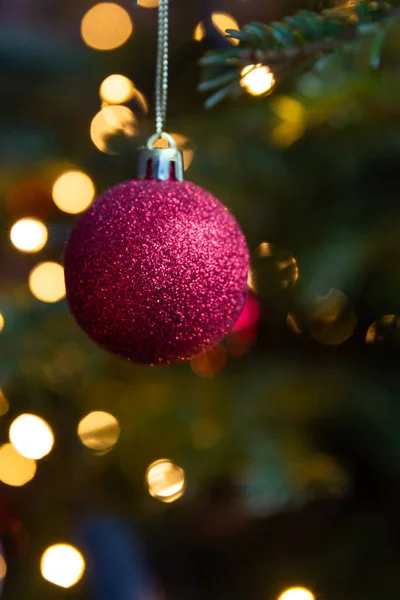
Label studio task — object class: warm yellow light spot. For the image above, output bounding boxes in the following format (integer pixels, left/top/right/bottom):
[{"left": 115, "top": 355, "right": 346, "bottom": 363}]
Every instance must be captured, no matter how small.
[
  {"left": 81, "top": 3, "right": 133, "bottom": 51},
  {"left": 146, "top": 459, "right": 185, "bottom": 503},
  {"left": 241, "top": 64, "right": 275, "bottom": 96},
  {"left": 41, "top": 544, "right": 85, "bottom": 589},
  {"left": 90, "top": 105, "right": 138, "bottom": 154},
  {"left": 9, "top": 414, "right": 54, "bottom": 460},
  {"left": 29, "top": 262, "right": 66, "bottom": 303},
  {"left": 277, "top": 587, "right": 315, "bottom": 600},
  {"left": 0, "top": 443, "right": 36, "bottom": 487},
  {"left": 10, "top": 218, "right": 48, "bottom": 253},
  {"left": 287, "top": 313, "right": 302, "bottom": 335},
  {"left": 100, "top": 74, "right": 135, "bottom": 104},
  {"left": 0, "top": 390, "right": 9, "bottom": 416},
  {"left": 194, "top": 13, "right": 240, "bottom": 45},
  {"left": 273, "top": 96, "right": 305, "bottom": 123},
  {"left": 270, "top": 122, "right": 305, "bottom": 149},
  {"left": 0, "top": 314, "right": 4, "bottom": 334},
  {"left": 0, "top": 555, "right": 6, "bottom": 580},
  {"left": 77, "top": 411, "right": 120, "bottom": 452},
  {"left": 251, "top": 243, "right": 298, "bottom": 297},
  {"left": 133, "top": 88, "right": 149, "bottom": 114},
  {"left": 153, "top": 132, "right": 195, "bottom": 170},
  {"left": 137, "top": 0, "right": 159, "bottom": 6},
  {"left": 52, "top": 170, "right": 95, "bottom": 215}
]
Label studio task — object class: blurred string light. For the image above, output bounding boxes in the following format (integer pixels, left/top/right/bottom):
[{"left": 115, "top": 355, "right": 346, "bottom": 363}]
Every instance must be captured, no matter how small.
[
  {"left": 90, "top": 105, "right": 138, "bottom": 154},
  {"left": 146, "top": 459, "right": 185, "bottom": 503},
  {"left": 9, "top": 414, "right": 54, "bottom": 460},
  {"left": 270, "top": 96, "right": 307, "bottom": 149},
  {"left": 154, "top": 133, "right": 195, "bottom": 170},
  {"left": 191, "top": 345, "right": 227, "bottom": 378},
  {"left": 41, "top": 544, "right": 85, "bottom": 588},
  {"left": 81, "top": 3, "right": 133, "bottom": 51},
  {"left": 366, "top": 314, "right": 400, "bottom": 344},
  {"left": 240, "top": 64, "right": 275, "bottom": 96},
  {"left": 287, "top": 289, "right": 357, "bottom": 346},
  {"left": 77, "top": 411, "right": 120, "bottom": 452},
  {"left": 194, "top": 13, "right": 240, "bottom": 45},
  {"left": 0, "top": 443, "right": 36, "bottom": 487},
  {"left": 277, "top": 588, "right": 315, "bottom": 600},
  {"left": 10, "top": 218, "right": 48, "bottom": 253},
  {"left": 0, "top": 314, "right": 4, "bottom": 334},
  {"left": 52, "top": 170, "right": 95, "bottom": 214},
  {"left": 0, "top": 390, "right": 9, "bottom": 417},
  {"left": 29, "top": 262, "right": 66, "bottom": 303},
  {"left": 249, "top": 242, "right": 298, "bottom": 297},
  {"left": 100, "top": 74, "right": 135, "bottom": 104}
]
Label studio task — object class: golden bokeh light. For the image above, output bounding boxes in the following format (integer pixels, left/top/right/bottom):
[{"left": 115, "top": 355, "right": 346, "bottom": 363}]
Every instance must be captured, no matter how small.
[
  {"left": 277, "top": 587, "right": 315, "bottom": 600},
  {"left": 241, "top": 64, "right": 275, "bottom": 96},
  {"left": 90, "top": 105, "right": 138, "bottom": 154},
  {"left": 81, "top": 3, "right": 133, "bottom": 51},
  {"left": 77, "top": 411, "right": 121, "bottom": 452},
  {"left": 0, "top": 555, "right": 6, "bottom": 580},
  {"left": 191, "top": 345, "right": 227, "bottom": 378},
  {"left": 154, "top": 132, "right": 195, "bottom": 170},
  {"left": 9, "top": 414, "right": 54, "bottom": 460},
  {"left": 194, "top": 13, "right": 240, "bottom": 45},
  {"left": 270, "top": 96, "right": 306, "bottom": 149},
  {"left": 52, "top": 170, "right": 95, "bottom": 214},
  {"left": 100, "top": 74, "right": 135, "bottom": 104},
  {"left": 0, "top": 389, "right": 9, "bottom": 417},
  {"left": 29, "top": 262, "right": 66, "bottom": 303},
  {"left": 41, "top": 544, "right": 85, "bottom": 589},
  {"left": 250, "top": 242, "right": 298, "bottom": 297},
  {"left": 137, "top": 0, "right": 159, "bottom": 6},
  {"left": 10, "top": 218, "right": 48, "bottom": 253},
  {"left": 0, "top": 443, "right": 36, "bottom": 487},
  {"left": 366, "top": 314, "right": 400, "bottom": 344},
  {"left": 146, "top": 459, "right": 185, "bottom": 503},
  {"left": 288, "top": 290, "right": 357, "bottom": 346},
  {"left": 0, "top": 314, "right": 4, "bottom": 334}
]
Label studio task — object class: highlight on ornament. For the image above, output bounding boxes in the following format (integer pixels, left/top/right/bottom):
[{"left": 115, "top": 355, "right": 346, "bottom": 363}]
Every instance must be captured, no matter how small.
[
  {"left": 10, "top": 218, "right": 48, "bottom": 253},
  {"left": 52, "top": 170, "right": 95, "bottom": 214},
  {"left": 100, "top": 74, "right": 135, "bottom": 104},
  {"left": 29, "top": 262, "right": 66, "bottom": 303},
  {"left": 77, "top": 411, "right": 121, "bottom": 452},
  {"left": 146, "top": 459, "right": 185, "bottom": 503},
  {"left": 277, "top": 587, "right": 315, "bottom": 600},
  {"left": 40, "top": 544, "right": 85, "bottom": 589},
  {"left": 194, "top": 12, "right": 240, "bottom": 45},
  {"left": 240, "top": 64, "right": 276, "bottom": 96},
  {"left": 9, "top": 414, "right": 54, "bottom": 460},
  {"left": 0, "top": 443, "right": 36, "bottom": 487},
  {"left": 81, "top": 2, "right": 133, "bottom": 51},
  {"left": 90, "top": 105, "right": 138, "bottom": 154}
]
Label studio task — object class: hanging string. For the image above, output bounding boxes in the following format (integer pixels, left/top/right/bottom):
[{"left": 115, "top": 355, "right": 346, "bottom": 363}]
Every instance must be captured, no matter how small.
[{"left": 155, "top": 0, "right": 169, "bottom": 136}]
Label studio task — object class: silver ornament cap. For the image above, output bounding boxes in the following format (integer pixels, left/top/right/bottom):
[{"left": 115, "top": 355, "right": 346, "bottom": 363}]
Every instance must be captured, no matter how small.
[{"left": 137, "top": 132, "right": 184, "bottom": 182}]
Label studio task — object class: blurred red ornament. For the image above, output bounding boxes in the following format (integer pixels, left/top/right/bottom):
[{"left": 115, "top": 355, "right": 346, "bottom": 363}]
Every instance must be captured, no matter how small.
[
  {"left": 64, "top": 178, "right": 249, "bottom": 365},
  {"left": 233, "top": 292, "right": 260, "bottom": 331}
]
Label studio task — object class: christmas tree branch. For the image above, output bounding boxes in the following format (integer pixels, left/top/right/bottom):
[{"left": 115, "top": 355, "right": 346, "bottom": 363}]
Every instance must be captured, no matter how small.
[{"left": 199, "top": 0, "right": 400, "bottom": 107}]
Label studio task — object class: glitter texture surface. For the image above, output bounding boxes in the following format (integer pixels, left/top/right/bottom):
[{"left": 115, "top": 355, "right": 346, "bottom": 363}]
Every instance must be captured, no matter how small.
[{"left": 64, "top": 180, "right": 249, "bottom": 364}]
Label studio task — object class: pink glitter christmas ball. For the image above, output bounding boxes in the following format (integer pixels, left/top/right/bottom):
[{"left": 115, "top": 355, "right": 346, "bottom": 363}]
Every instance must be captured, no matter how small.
[{"left": 64, "top": 179, "right": 249, "bottom": 365}]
